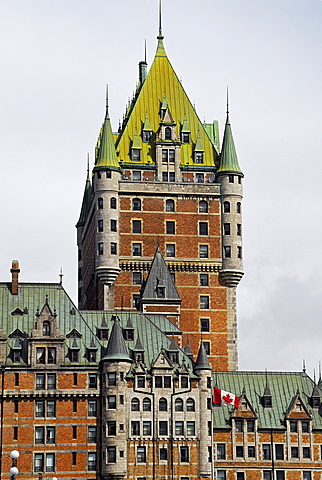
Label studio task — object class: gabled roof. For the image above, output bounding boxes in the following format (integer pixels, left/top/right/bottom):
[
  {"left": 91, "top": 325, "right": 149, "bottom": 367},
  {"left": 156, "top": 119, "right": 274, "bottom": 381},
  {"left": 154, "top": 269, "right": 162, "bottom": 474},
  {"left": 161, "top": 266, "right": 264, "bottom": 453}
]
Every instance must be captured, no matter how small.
[
  {"left": 140, "top": 247, "right": 180, "bottom": 302},
  {"left": 115, "top": 35, "right": 219, "bottom": 167},
  {"left": 212, "top": 371, "right": 322, "bottom": 430}
]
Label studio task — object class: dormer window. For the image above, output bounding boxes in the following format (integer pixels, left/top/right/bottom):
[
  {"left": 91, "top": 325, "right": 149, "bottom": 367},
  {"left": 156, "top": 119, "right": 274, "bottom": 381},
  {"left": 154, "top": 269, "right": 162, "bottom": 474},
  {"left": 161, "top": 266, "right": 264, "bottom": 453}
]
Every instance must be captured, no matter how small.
[
  {"left": 43, "top": 321, "right": 50, "bottom": 336},
  {"left": 156, "top": 286, "right": 165, "bottom": 298},
  {"left": 131, "top": 149, "right": 141, "bottom": 161},
  {"left": 165, "top": 127, "right": 172, "bottom": 140},
  {"left": 195, "top": 152, "right": 204, "bottom": 164},
  {"left": 182, "top": 132, "right": 190, "bottom": 143},
  {"left": 143, "top": 131, "right": 152, "bottom": 142}
]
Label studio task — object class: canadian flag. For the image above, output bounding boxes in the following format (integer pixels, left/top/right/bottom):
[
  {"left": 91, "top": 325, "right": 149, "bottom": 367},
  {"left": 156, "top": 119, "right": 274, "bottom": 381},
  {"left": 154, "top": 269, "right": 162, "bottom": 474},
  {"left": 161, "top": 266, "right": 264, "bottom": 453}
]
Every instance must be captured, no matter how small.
[{"left": 213, "top": 387, "right": 239, "bottom": 408}]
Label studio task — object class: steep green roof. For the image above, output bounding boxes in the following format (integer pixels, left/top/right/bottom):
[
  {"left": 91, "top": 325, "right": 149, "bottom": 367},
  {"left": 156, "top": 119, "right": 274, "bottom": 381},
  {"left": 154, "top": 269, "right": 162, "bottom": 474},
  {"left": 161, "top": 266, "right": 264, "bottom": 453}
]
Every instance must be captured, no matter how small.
[
  {"left": 76, "top": 167, "right": 92, "bottom": 227},
  {"left": 217, "top": 112, "right": 243, "bottom": 175},
  {"left": 94, "top": 112, "right": 120, "bottom": 171},
  {"left": 212, "top": 371, "right": 322, "bottom": 430},
  {"left": 101, "top": 316, "right": 132, "bottom": 363}
]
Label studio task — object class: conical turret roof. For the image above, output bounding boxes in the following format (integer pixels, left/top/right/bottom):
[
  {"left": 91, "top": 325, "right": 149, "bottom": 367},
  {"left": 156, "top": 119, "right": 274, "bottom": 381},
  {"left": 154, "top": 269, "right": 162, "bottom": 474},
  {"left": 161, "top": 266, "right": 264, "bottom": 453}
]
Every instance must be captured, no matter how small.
[
  {"left": 95, "top": 111, "right": 120, "bottom": 171},
  {"left": 194, "top": 343, "right": 211, "bottom": 371},
  {"left": 217, "top": 111, "right": 243, "bottom": 175},
  {"left": 101, "top": 316, "right": 132, "bottom": 363},
  {"left": 76, "top": 166, "right": 92, "bottom": 227}
]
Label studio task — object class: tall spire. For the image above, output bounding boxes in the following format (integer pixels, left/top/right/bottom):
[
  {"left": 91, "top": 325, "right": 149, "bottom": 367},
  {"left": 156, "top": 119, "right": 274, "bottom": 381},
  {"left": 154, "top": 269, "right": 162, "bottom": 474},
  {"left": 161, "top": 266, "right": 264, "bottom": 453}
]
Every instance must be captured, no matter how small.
[
  {"left": 156, "top": 0, "right": 166, "bottom": 58},
  {"left": 76, "top": 156, "right": 93, "bottom": 227},
  {"left": 101, "top": 316, "right": 132, "bottom": 363},
  {"left": 194, "top": 342, "right": 211, "bottom": 371},
  {"left": 94, "top": 87, "right": 120, "bottom": 171},
  {"left": 217, "top": 97, "right": 243, "bottom": 175},
  {"left": 158, "top": 0, "right": 163, "bottom": 39}
]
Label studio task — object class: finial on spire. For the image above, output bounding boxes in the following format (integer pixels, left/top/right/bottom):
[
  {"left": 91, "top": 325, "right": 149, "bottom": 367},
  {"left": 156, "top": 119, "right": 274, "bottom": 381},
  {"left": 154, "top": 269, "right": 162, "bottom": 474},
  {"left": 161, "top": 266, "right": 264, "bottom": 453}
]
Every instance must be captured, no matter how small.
[
  {"left": 87, "top": 153, "right": 90, "bottom": 175},
  {"left": 226, "top": 86, "right": 229, "bottom": 115},
  {"left": 105, "top": 84, "right": 109, "bottom": 115},
  {"left": 144, "top": 39, "right": 147, "bottom": 63},
  {"left": 303, "top": 359, "right": 306, "bottom": 373},
  {"left": 158, "top": 0, "right": 164, "bottom": 39},
  {"left": 59, "top": 267, "right": 64, "bottom": 285}
]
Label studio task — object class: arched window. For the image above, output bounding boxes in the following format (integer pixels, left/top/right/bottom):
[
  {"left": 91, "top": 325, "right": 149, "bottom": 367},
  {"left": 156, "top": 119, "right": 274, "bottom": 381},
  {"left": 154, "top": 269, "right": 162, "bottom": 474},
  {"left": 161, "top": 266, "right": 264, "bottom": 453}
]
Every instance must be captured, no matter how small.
[
  {"left": 223, "top": 201, "right": 230, "bottom": 213},
  {"left": 159, "top": 398, "right": 167, "bottom": 411},
  {"left": 43, "top": 321, "right": 50, "bottom": 336},
  {"left": 165, "top": 127, "right": 171, "bottom": 140},
  {"left": 143, "top": 398, "right": 151, "bottom": 411},
  {"left": 236, "top": 202, "right": 241, "bottom": 214},
  {"left": 131, "top": 398, "right": 140, "bottom": 411},
  {"left": 165, "top": 199, "right": 175, "bottom": 212},
  {"left": 98, "top": 197, "right": 103, "bottom": 209},
  {"left": 175, "top": 398, "right": 183, "bottom": 411},
  {"left": 110, "top": 197, "right": 117, "bottom": 209},
  {"left": 187, "top": 398, "right": 195, "bottom": 411},
  {"left": 132, "top": 198, "right": 141, "bottom": 211},
  {"left": 199, "top": 200, "right": 208, "bottom": 213}
]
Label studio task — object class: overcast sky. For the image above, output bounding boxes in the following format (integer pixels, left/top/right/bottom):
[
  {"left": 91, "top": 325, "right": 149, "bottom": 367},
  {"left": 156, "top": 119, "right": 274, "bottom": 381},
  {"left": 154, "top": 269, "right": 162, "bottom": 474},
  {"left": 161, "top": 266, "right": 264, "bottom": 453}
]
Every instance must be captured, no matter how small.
[{"left": 1, "top": 0, "right": 322, "bottom": 376}]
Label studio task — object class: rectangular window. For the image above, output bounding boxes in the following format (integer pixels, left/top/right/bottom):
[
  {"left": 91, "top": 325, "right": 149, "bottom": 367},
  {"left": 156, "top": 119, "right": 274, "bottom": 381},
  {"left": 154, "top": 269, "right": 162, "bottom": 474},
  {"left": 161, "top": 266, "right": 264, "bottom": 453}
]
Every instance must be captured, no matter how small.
[
  {"left": 98, "top": 219, "right": 103, "bottom": 232},
  {"left": 143, "top": 421, "right": 152, "bottom": 436},
  {"left": 106, "top": 421, "right": 116, "bottom": 436},
  {"left": 98, "top": 242, "right": 104, "bottom": 255},
  {"left": 47, "top": 373, "right": 56, "bottom": 389},
  {"left": 235, "top": 420, "right": 243, "bottom": 432},
  {"left": 181, "top": 376, "right": 188, "bottom": 388},
  {"left": 229, "top": 175, "right": 234, "bottom": 183},
  {"left": 47, "top": 400, "right": 56, "bottom": 417},
  {"left": 180, "top": 446, "right": 189, "bottom": 463},
  {"left": 107, "top": 446, "right": 116, "bottom": 463},
  {"left": 187, "top": 421, "right": 195, "bottom": 436},
  {"left": 46, "top": 453, "right": 55, "bottom": 472},
  {"left": 200, "top": 295, "right": 209, "bottom": 309},
  {"left": 34, "top": 453, "right": 44, "bottom": 472},
  {"left": 72, "top": 451, "right": 77, "bottom": 466},
  {"left": 217, "top": 444, "right": 226, "bottom": 460},
  {"left": 35, "top": 426, "right": 44, "bottom": 444},
  {"left": 89, "top": 374, "right": 97, "bottom": 388},
  {"left": 133, "top": 243, "right": 142, "bottom": 256},
  {"left": 14, "top": 372, "right": 19, "bottom": 386},
  {"left": 159, "top": 421, "right": 168, "bottom": 436},
  {"left": 224, "top": 223, "right": 230, "bottom": 235},
  {"left": 303, "top": 447, "right": 310, "bottom": 458},
  {"left": 203, "top": 341, "right": 210, "bottom": 355},
  {"left": 224, "top": 246, "right": 231, "bottom": 258},
  {"left": 110, "top": 219, "right": 117, "bottom": 231},
  {"left": 275, "top": 444, "right": 284, "bottom": 460},
  {"left": 237, "top": 473, "right": 245, "bottom": 480},
  {"left": 302, "top": 421, "right": 309, "bottom": 433},
  {"left": 88, "top": 426, "right": 97, "bottom": 443},
  {"left": 262, "top": 444, "right": 271, "bottom": 460},
  {"left": 108, "top": 372, "right": 116, "bottom": 386},
  {"left": 48, "top": 348, "right": 56, "bottom": 364},
  {"left": 247, "top": 420, "right": 255, "bottom": 432},
  {"left": 291, "top": 447, "right": 299, "bottom": 458},
  {"left": 88, "top": 452, "right": 97, "bottom": 470},
  {"left": 236, "top": 446, "right": 244, "bottom": 457},
  {"left": 166, "top": 221, "right": 175, "bottom": 235},
  {"left": 46, "top": 426, "right": 55, "bottom": 444},
  {"left": 131, "top": 421, "right": 140, "bottom": 436},
  {"left": 217, "top": 472, "right": 226, "bottom": 480},
  {"left": 166, "top": 244, "right": 175, "bottom": 257},
  {"left": 137, "top": 375, "right": 145, "bottom": 388},
  {"left": 264, "top": 471, "right": 272, "bottom": 480},
  {"left": 155, "top": 376, "right": 162, "bottom": 387},
  {"left": 196, "top": 172, "right": 204, "bottom": 182},
  {"left": 132, "top": 272, "right": 142, "bottom": 285},
  {"left": 164, "top": 376, "right": 171, "bottom": 388},
  {"left": 88, "top": 400, "right": 97, "bottom": 417},
  {"left": 108, "top": 396, "right": 116, "bottom": 409},
  {"left": 132, "top": 170, "right": 141, "bottom": 180},
  {"left": 248, "top": 446, "right": 255, "bottom": 457},
  {"left": 195, "top": 153, "right": 204, "bottom": 164},
  {"left": 13, "top": 426, "right": 18, "bottom": 440},
  {"left": 111, "top": 242, "right": 117, "bottom": 255},
  {"left": 303, "top": 473, "right": 312, "bottom": 480},
  {"left": 200, "top": 273, "right": 209, "bottom": 286},
  {"left": 137, "top": 446, "right": 146, "bottom": 463},
  {"left": 14, "top": 400, "right": 18, "bottom": 413},
  {"left": 72, "top": 425, "right": 77, "bottom": 439},
  {"left": 132, "top": 220, "right": 142, "bottom": 233},
  {"left": 276, "top": 472, "right": 285, "bottom": 480},
  {"left": 238, "top": 246, "right": 242, "bottom": 259},
  {"left": 36, "top": 373, "right": 45, "bottom": 389},
  {"left": 237, "top": 224, "right": 241, "bottom": 235},
  {"left": 201, "top": 318, "right": 210, "bottom": 332},
  {"left": 199, "top": 244, "right": 209, "bottom": 258},
  {"left": 175, "top": 421, "right": 184, "bottom": 436},
  {"left": 160, "top": 448, "right": 168, "bottom": 460},
  {"left": 72, "top": 399, "right": 77, "bottom": 412},
  {"left": 199, "top": 222, "right": 208, "bottom": 235}
]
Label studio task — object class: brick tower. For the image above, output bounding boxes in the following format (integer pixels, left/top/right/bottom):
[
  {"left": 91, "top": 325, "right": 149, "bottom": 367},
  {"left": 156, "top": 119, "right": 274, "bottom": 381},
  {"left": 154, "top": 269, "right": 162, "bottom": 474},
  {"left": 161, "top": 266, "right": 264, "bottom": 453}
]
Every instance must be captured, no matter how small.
[{"left": 76, "top": 26, "right": 243, "bottom": 371}]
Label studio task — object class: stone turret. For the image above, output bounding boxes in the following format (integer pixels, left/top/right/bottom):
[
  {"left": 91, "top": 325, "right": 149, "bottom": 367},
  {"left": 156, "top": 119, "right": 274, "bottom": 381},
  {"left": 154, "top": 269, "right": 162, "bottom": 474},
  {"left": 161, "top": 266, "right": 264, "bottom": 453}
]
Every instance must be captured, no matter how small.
[
  {"left": 93, "top": 100, "right": 122, "bottom": 308},
  {"left": 216, "top": 104, "right": 244, "bottom": 288},
  {"left": 100, "top": 316, "right": 132, "bottom": 480},
  {"left": 194, "top": 343, "right": 212, "bottom": 477}
]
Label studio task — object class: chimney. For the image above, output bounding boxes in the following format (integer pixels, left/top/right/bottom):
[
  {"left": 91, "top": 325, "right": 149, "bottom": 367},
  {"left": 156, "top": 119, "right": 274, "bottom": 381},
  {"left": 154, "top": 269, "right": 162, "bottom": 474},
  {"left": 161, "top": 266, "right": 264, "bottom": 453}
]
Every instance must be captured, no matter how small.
[{"left": 10, "top": 260, "right": 20, "bottom": 295}]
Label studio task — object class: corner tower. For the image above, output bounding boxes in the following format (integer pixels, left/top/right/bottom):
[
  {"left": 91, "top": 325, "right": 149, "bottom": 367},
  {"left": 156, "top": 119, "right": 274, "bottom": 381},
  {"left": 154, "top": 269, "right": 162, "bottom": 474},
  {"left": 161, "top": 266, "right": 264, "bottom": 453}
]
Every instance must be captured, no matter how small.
[{"left": 77, "top": 26, "right": 243, "bottom": 371}]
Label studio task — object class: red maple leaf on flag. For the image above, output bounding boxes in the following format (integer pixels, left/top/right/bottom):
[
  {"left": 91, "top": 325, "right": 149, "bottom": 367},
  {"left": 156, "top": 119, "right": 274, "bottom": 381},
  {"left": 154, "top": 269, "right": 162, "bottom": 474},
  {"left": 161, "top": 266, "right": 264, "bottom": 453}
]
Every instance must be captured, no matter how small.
[{"left": 222, "top": 393, "right": 233, "bottom": 404}]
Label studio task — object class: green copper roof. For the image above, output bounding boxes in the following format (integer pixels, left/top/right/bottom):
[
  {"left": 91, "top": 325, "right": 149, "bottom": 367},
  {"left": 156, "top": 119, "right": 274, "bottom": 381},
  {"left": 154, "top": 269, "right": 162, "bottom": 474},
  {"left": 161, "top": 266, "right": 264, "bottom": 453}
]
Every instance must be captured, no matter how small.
[
  {"left": 101, "top": 316, "right": 132, "bottom": 363},
  {"left": 94, "top": 113, "right": 120, "bottom": 171},
  {"left": 217, "top": 113, "right": 243, "bottom": 175},
  {"left": 212, "top": 371, "right": 322, "bottom": 430},
  {"left": 132, "top": 127, "right": 142, "bottom": 150},
  {"left": 76, "top": 167, "right": 92, "bottom": 227},
  {"left": 143, "top": 112, "right": 152, "bottom": 131},
  {"left": 194, "top": 131, "right": 204, "bottom": 152},
  {"left": 181, "top": 114, "right": 190, "bottom": 133}
]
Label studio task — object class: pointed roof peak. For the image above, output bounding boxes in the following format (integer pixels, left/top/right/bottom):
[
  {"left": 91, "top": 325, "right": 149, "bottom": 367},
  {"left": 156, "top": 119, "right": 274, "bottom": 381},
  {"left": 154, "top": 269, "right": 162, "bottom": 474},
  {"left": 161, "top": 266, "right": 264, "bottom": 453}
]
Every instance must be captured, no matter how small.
[
  {"left": 133, "top": 334, "right": 144, "bottom": 352},
  {"left": 216, "top": 101, "right": 243, "bottom": 176},
  {"left": 101, "top": 316, "right": 132, "bottom": 363},
  {"left": 194, "top": 342, "right": 211, "bottom": 371},
  {"left": 94, "top": 98, "right": 120, "bottom": 171},
  {"left": 157, "top": 0, "right": 164, "bottom": 39},
  {"left": 168, "top": 335, "right": 178, "bottom": 352}
]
